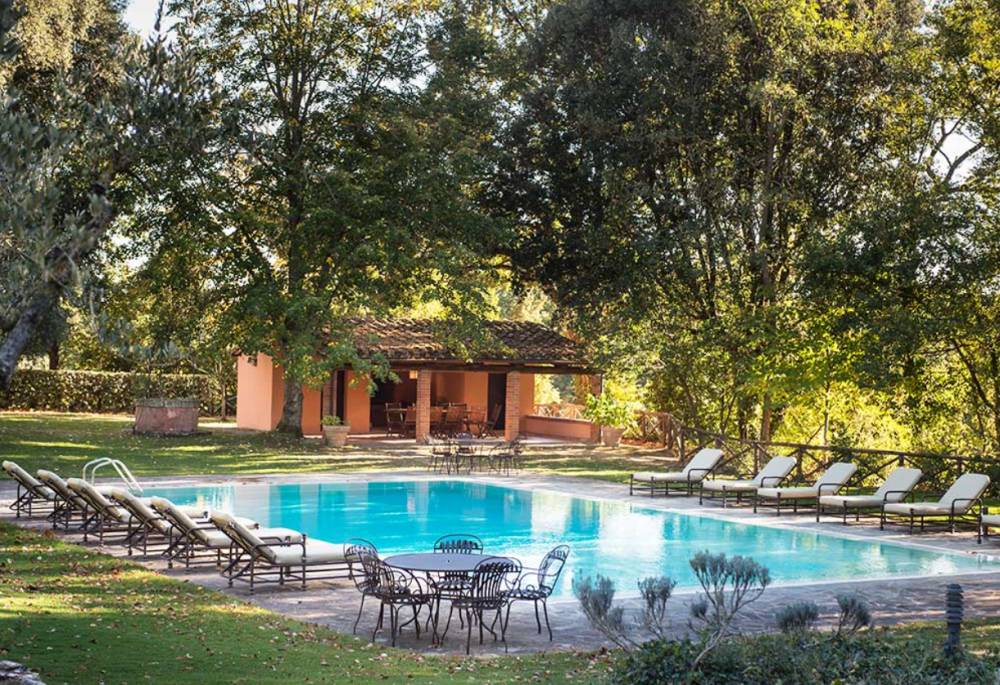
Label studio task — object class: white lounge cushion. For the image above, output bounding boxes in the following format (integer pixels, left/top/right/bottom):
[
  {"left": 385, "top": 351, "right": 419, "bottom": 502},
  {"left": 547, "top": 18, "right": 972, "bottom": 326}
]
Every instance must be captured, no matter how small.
[
  {"left": 268, "top": 540, "right": 349, "bottom": 566},
  {"left": 980, "top": 514, "right": 1000, "bottom": 529},
  {"left": 756, "top": 486, "right": 819, "bottom": 500},
  {"left": 884, "top": 473, "right": 990, "bottom": 517},
  {"left": 819, "top": 467, "right": 923, "bottom": 509},
  {"left": 702, "top": 479, "right": 757, "bottom": 493},
  {"left": 703, "top": 456, "right": 798, "bottom": 493},
  {"left": 633, "top": 448, "right": 724, "bottom": 484},
  {"left": 757, "top": 462, "right": 857, "bottom": 501},
  {"left": 818, "top": 494, "right": 885, "bottom": 509},
  {"left": 197, "top": 527, "right": 302, "bottom": 548},
  {"left": 3, "top": 461, "right": 56, "bottom": 499},
  {"left": 883, "top": 502, "right": 954, "bottom": 517}
]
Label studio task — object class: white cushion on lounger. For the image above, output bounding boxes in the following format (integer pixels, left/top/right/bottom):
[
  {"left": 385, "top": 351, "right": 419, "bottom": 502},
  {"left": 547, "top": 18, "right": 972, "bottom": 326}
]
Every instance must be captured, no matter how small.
[
  {"left": 756, "top": 486, "right": 819, "bottom": 499},
  {"left": 197, "top": 527, "right": 303, "bottom": 549},
  {"left": 703, "top": 456, "right": 798, "bottom": 493},
  {"left": 884, "top": 473, "right": 990, "bottom": 517},
  {"left": 702, "top": 479, "right": 757, "bottom": 492},
  {"left": 980, "top": 514, "right": 1000, "bottom": 529},
  {"left": 3, "top": 461, "right": 55, "bottom": 498},
  {"left": 633, "top": 448, "right": 724, "bottom": 484},
  {"left": 819, "top": 467, "right": 923, "bottom": 509},
  {"left": 268, "top": 540, "right": 349, "bottom": 566}
]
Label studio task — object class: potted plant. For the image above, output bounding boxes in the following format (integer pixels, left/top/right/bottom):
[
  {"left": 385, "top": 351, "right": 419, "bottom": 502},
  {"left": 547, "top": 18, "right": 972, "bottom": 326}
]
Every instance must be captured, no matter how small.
[
  {"left": 322, "top": 414, "right": 351, "bottom": 447},
  {"left": 583, "top": 392, "right": 635, "bottom": 447}
]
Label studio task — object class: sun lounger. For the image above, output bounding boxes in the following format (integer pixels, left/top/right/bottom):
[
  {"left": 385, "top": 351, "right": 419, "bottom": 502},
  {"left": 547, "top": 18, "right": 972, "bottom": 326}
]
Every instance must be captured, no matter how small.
[
  {"left": 2, "top": 460, "right": 57, "bottom": 517},
  {"left": 978, "top": 510, "right": 1000, "bottom": 544},
  {"left": 882, "top": 473, "right": 990, "bottom": 533},
  {"left": 66, "top": 478, "right": 139, "bottom": 543},
  {"left": 110, "top": 489, "right": 206, "bottom": 556},
  {"left": 150, "top": 497, "right": 290, "bottom": 570},
  {"left": 37, "top": 470, "right": 108, "bottom": 530},
  {"left": 211, "top": 511, "right": 351, "bottom": 593},
  {"left": 753, "top": 462, "right": 857, "bottom": 515},
  {"left": 817, "top": 467, "right": 922, "bottom": 524},
  {"left": 630, "top": 448, "right": 725, "bottom": 497},
  {"left": 698, "top": 456, "right": 797, "bottom": 507}
]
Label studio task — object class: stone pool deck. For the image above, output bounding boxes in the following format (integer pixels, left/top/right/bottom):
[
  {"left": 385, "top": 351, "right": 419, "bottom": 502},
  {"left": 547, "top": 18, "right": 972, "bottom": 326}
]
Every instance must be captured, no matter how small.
[{"left": 3, "top": 469, "right": 1000, "bottom": 655}]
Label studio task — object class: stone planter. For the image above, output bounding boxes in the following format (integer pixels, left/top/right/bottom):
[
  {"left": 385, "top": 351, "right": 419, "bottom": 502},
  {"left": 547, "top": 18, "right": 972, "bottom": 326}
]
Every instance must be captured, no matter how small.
[
  {"left": 323, "top": 424, "right": 351, "bottom": 448},
  {"left": 134, "top": 398, "right": 200, "bottom": 436},
  {"left": 601, "top": 425, "right": 627, "bottom": 448}
]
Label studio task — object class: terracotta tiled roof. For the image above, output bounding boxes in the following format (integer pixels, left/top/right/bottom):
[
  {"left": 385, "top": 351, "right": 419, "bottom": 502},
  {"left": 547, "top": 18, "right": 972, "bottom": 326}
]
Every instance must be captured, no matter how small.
[{"left": 343, "top": 318, "right": 591, "bottom": 370}]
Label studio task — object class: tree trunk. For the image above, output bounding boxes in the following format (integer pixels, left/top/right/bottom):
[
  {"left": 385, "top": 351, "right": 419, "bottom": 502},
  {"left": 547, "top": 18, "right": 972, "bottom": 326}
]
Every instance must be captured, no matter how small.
[
  {"left": 760, "top": 393, "right": 772, "bottom": 443},
  {"left": 48, "top": 341, "right": 60, "bottom": 370},
  {"left": 0, "top": 284, "right": 60, "bottom": 390},
  {"left": 276, "top": 373, "right": 304, "bottom": 437}
]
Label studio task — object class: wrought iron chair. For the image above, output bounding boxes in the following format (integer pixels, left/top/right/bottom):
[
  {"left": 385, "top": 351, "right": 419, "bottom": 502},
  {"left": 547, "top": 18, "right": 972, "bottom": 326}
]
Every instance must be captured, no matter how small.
[
  {"left": 434, "top": 534, "right": 484, "bottom": 554},
  {"left": 345, "top": 538, "right": 379, "bottom": 634},
  {"left": 441, "top": 557, "right": 521, "bottom": 654},
  {"left": 504, "top": 545, "right": 570, "bottom": 640},
  {"left": 368, "top": 555, "right": 434, "bottom": 646}
]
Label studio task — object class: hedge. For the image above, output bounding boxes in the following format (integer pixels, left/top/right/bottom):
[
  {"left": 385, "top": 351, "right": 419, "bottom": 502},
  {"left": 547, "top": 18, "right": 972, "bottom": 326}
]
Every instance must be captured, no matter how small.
[{"left": 0, "top": 369, "right": 213, "bottom": 414}]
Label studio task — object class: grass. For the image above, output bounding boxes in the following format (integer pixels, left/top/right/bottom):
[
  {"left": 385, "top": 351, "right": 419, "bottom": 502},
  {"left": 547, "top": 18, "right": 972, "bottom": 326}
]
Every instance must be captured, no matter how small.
[
  {"left": 0, "top": 521, "right": 612, "bottom": 685},
  {"left": 0, "top": 410, "right": 674, "bottom": 481}
]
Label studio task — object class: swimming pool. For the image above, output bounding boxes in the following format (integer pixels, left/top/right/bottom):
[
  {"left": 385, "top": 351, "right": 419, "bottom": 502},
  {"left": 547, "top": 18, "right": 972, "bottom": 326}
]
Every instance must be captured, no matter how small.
[{"left": 144, "top": 479, "right": 995, "bottom": 597}]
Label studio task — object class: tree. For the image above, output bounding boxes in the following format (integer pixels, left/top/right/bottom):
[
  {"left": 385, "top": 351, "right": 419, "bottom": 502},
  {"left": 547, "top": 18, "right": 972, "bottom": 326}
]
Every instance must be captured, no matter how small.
[
  {"left": 804, "top": 0, "right": 1000, "bottom": 453},
  {"left": 156, "top": 0, "right": 503, "bottom": 435},
  {"left": 492, "top": 0, "right": 923, "bottom": 439},
  {"left": 0, "top": 0, "right": 220, "bottom": 389}
]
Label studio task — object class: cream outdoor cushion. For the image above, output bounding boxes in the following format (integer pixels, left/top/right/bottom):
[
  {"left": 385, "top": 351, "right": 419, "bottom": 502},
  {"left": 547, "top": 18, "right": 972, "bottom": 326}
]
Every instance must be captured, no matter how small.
[
  {"left": 268, "top": 540, "right": 349, "bottom": 566},
  {"left": 2, "top": 461, "right": 56, "bottom": 499},
  {"left": 820, "top": 467, "right": 923, "bottom": 510},
  {"left": 633, "top": 448, "right": 724, "bottom": 484},
  {"left": 884, "top": 473, "right": 989, "bottom": 517},
  {"left": 980, "top": 514, "right": 1000, "bottom": 529},
  {"left": 756, "top": 486, "right": 819, "bottom": 500},
  {"left": 703, "top": 456, "right": 797, "bottom": 493},
  {"left": 195, "top": 528, "right": 301, "bottom": 548},
  {"left": 702, "top": 479, "right": 757, "bottom": 492}
]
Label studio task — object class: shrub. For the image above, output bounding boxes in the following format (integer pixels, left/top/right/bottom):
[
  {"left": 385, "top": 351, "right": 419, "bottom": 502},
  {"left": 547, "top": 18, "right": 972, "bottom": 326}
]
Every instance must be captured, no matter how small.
[
  {"left": 836, "top": 593, "right": 873, "bottom": 635},
  {"left": 0, "top": 369, "right": 212, "bottom": 414},
  {"left": 613, "top": 630, "right": 998, "bottom": 685},
  {"left": 775, "top": 601, "right": 820, "bottom": 634}
]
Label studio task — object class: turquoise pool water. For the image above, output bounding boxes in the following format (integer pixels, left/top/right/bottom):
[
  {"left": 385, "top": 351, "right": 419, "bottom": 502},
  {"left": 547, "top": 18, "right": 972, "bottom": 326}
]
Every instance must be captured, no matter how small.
[{"left": 144, "top": 480, "right": 994, "bottom": 597}]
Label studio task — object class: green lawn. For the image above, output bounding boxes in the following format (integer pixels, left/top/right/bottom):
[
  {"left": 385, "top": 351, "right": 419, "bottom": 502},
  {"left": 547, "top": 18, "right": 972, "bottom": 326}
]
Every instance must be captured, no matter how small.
[
  {"left": 0, "top": 521, "right": 610, "bottom": 685},
  {"left": 0, "top": 410, "right": 672, "bottom": 481}
]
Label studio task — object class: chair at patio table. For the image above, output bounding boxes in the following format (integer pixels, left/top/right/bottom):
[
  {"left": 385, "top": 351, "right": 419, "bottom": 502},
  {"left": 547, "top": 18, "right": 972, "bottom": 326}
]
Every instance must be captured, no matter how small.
[
  {"left": 430, "top": 406, "right": 445, "bottom": 437},
  {"left": 443, "top": 405, "right": 465, "bottom": 437},
  {"left": 481, "top": 405, "right": 502, "bottom": 439},
  {"left": 345, "top": 539, "right": 380, "bottom": 634},
  {"left": 366, "top": 554, "right": 435, "bottom": 646},
  {"left": 403, "top": 406, "right": 417, "bottom": 437},
  {"left": 385, "top": 403, "right": 404, "bottom": 437},
  {"left": 441, "top": 556, "right": 522, "bottom": 654},
  {"left": 504, "top": 545, "right": 570, "bottom": 640},
  {"left": 465, "top": 406, "right": 487, "bottom": 437}
]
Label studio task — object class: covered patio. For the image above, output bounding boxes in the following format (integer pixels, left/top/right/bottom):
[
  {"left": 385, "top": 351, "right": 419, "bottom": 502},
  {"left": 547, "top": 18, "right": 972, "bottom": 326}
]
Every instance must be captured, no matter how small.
[{"left": 236, "top": 318, "right": 600, "bottom": 442}]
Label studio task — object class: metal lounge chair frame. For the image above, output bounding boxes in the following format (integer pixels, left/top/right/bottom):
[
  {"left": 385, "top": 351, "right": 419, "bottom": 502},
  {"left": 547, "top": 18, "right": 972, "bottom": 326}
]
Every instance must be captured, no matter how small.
[
  {"left": 752, "top": 462, "right": 857, "bottom": 516},
  {"left": 2, "top": 461, "right": 56, "bottom": 518},
  {"left": 880, "top": 474, "right": 990, "bottom": 534}
]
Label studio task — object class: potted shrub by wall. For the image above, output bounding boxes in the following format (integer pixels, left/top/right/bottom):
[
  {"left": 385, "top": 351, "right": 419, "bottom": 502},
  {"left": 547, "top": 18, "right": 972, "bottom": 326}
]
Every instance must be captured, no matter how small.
[
  {"left": 583, "top": 392, "right": 635, "bottom": 447},
  {"left": 322, "top": 414, "right": 351, "bottom": 447}
]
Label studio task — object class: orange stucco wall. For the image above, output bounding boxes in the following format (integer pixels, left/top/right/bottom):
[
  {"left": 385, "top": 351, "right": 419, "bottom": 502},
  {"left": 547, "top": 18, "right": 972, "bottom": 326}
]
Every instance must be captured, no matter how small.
[
  {"left": 344, "top": 371, "right": 371, "bottom": 434},
  {"left": 236, "top": 355, "right": 283, "bottom": 431}
]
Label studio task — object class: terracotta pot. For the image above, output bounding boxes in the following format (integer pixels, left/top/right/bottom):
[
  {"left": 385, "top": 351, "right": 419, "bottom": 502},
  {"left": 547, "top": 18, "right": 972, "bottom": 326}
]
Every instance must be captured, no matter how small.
[
  {"left": 323, "top": 424, "right": 351, "bottom": 447},
  {"left": 601, "top": 425, "right": 626, "bottom": 447},
  {"left": 134, "top": 398, "right": 200, "bottom": 435}
]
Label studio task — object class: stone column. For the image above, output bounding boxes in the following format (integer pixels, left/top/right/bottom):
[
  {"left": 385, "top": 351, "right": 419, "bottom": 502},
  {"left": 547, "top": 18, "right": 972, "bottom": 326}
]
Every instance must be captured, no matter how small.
[
  {"left": 505, "top": 371, "right": 521, "bottom": 441},
  {"left": 415, "top": 369, "right": 432, "bottom": 442},
  {"left": 588, "top": 374, "right": 603, "bottom": 443}
]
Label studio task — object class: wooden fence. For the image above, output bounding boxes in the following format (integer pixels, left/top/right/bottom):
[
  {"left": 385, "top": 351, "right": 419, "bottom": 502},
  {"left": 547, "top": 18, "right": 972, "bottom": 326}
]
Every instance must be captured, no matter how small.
[
  {"left": 627, "top": 410, "right": 1000, "bottom": 493},
  {"left": 533, "top": 403, "right": 587, "bottom": 421}
]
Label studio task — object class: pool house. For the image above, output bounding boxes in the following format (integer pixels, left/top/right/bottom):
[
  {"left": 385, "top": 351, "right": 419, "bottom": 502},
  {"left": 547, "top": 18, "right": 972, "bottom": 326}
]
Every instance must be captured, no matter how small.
[{"left": 235, "top": 318, "right": 600, "bottom": 441}]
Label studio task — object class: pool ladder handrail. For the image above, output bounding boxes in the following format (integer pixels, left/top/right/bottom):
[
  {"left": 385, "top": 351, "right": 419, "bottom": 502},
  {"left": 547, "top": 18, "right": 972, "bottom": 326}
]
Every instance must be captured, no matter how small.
[{"left": 82, "top": 458, "right": 143, "bottom": 495}]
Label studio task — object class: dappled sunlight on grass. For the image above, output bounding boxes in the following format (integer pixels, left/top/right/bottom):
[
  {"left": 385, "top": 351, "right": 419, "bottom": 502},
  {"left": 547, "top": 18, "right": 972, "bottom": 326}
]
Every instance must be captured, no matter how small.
[{"left": 0, "top": 521, "right": 611, "bottom": 685}]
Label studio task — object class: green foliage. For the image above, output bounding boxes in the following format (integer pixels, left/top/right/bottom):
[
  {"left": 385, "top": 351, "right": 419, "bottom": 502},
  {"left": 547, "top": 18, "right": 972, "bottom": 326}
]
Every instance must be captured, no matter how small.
[
  {"left": 775, "top": 601, "right": 820, "bottom": 634},
  {"left": 583, "top": 392, "right": 636, "bottom": 429},
  {"left": 321, "top": 414, "right": 343, "bottom": 427},
  {"left": 0, "top": 369, "right": 211, "bottom": 413},
  {"left": 614, "top": 631, "right": 998, "bottom": 685}
]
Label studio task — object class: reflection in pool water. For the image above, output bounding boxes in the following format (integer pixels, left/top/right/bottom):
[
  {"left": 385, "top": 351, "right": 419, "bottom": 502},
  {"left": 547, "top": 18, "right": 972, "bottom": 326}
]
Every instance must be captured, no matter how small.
[{"left": 143, "top": 480, "right": 994, "bottom": 597}]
